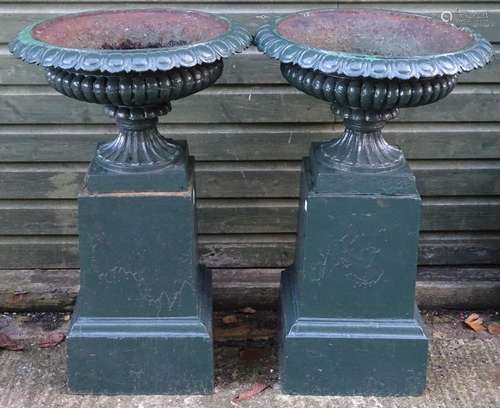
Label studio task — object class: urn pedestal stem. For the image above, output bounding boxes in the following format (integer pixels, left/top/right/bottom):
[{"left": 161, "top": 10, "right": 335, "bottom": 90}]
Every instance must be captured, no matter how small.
[
  {"left": 96, "top": 111, "right": 182, "bottom": 173},
  {"left": 316, "top": 108, "right": 404, "bottom": 172}
]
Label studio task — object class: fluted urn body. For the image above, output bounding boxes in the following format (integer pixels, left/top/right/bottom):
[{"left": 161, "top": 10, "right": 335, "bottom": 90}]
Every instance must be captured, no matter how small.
[
  {"left": 256, "top": 8, "right": 493, "bottom": 172},
  {"left": 10, "top": 9, "right": 251, "bottom": 173}
]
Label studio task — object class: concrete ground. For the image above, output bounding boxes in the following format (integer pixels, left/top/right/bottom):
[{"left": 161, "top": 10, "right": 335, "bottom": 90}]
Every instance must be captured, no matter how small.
[{"left": 0, "top": 310, "right": 499, "bottom": 408}]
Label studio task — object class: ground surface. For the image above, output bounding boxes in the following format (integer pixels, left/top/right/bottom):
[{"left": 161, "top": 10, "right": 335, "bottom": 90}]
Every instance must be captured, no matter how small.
[{"left": 0, "top": 310, "right": 499, "bottom": 408}]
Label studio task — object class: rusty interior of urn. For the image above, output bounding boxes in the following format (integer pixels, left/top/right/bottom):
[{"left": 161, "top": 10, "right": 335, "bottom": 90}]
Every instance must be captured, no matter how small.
[
  {"left": 277, "top": 9, "right": 475, "bottom": 57},
  {"left": 32, "top": 9, "right": 229, "bottom": 49}
]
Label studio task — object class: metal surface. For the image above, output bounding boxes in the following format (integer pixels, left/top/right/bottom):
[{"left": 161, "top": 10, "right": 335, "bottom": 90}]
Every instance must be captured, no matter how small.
[
  {"left": 10, "top": 9, "right": 250, "bottom": 173},
  {"left": 9, "top": 9, "right": 251, "bottom": 73},
  {"left": 256, "top": 9, "right": 493, "bottom": 171},
  {"left": 46, "top": 61, "right": 224, "bottom": 172},
  {"left": 280, "top": 62, "right": 457, "bottom": 171},
  {"left": 255, "top": 8, "right": 493, "bottom": 80}
]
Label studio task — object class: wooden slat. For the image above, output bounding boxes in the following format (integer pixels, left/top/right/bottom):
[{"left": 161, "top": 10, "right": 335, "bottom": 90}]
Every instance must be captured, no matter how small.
[
  {"left": 1, "top": 195, "right": 500, "bottom": 235},
  {"left": 196, "top": 161, "right": 500, "bottom": 197},
  {"left": 2, "top": 46, "right": 499, "bottom": 85},
  {"left": 1, "top": 3, "right": 499, "bottom": 42},
  {"left": 1, "top": 123, "right": 500, "bottom": 162},
  {"left": 2, "top": 1, "right": 497, "bottom": 3},
  {"left": 0, "top": 268, "right": 498, "bottom": 311},
  {"left": 0, "top": 0, "right": 498, "bottom": 311},
  {"left": 0, "top": 197, "right": 498, "bottom": 235},
  {"left": 1, "top": 85, "right": 499, "bottom": 124},
  {"left": 417, "top": 266, "right": 500, "bottom": 281},
  {"left": 197, "top": 198, "right": 500, "bottom": 232},
  {"left": 0, "top": 232, "right": 498, "bottom": 269},
  {"left": 0, "top": 160, "right": 498, "bottom": 199}
]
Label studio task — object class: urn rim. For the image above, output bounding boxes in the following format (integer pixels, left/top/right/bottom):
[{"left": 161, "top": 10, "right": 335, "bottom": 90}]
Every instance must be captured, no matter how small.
[
  {"left": 254, "top": 8, "right": 494, "bottom": 80},
  {"left": 8, "top": 8, "right": 252, "bottom": 74}
]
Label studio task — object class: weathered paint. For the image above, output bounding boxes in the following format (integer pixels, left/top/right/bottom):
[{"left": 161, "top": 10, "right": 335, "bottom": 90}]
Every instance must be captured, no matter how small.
[
  {"left": 67, "top": 152, "right": 214, "bottom": 394},
  {"left": 279, "top": 149, "right": 427, "bottom": 395}
]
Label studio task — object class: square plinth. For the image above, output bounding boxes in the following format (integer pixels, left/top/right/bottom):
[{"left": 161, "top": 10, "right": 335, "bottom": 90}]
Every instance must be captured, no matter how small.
[
  {"left": 68, "top": 151, "right": 213, "bottom": 394},
  {"left": 279, "top": 146, "right": 428, "bottom": 395},
  {"left": 280, "top": 268, "right": 428, "bottom": 396}
]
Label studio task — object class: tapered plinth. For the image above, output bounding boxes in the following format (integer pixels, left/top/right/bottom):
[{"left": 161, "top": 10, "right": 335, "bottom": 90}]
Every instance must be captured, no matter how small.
[
  {"left": 280, "top": 144, "right": 428, "bottom": 396},
  {"left": 67, "top": 143, "right": 213, "bottom": 395}
]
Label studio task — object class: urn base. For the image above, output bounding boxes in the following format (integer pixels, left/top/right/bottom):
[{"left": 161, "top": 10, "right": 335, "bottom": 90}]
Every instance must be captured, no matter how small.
[
  {"left": 280, "top": 267, "right": 428, "bottom": 396},
  {"left": 67, "top": 270, "right": 213, "bottom": 395}
]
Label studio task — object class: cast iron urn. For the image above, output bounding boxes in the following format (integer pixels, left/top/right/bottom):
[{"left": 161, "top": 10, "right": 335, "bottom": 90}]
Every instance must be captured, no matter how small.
[
  {"left": 10, "top": 9, "right": 251, "bottom": 395},
  {"left": 9, "top": 9, "right": 251, "bottom": 177},
  {"left": 255, "top": 8, "right": 493, "bottom": 396}
]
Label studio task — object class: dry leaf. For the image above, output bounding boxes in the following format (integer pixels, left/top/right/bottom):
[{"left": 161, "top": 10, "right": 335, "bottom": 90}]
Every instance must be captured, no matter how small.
[
  {"left": 487, "top": 322, "right": 500, "bottom": 335},
  {"left": 464, "top": 313, "right": 486, "bottom": 332},
  {"left": 241, "top": 307, "right": 256, "bottom": 314},
  {"left": 38, "top": 331, "right": 66, "bottom": 348},
  {"left": 0, "top": 333, "right": 24, "bottom": 351},
  {"left": 222, "top": 315, "right": 238, "bottom": 324},
  {"left": 233, "top": 383, "right": 270, "bottom": 401}
]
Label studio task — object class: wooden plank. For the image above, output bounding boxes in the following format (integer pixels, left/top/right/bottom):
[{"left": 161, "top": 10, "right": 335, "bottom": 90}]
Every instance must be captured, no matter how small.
[
  {"left": 0, "top": 197, "right": 498, "bottom": 234},
  {"left": 2, "top": 45, "right": 499, "bottom": 86},
  {"left": 196, "top": 161, "right": 500, "bottom": 197},
  {"left": 1, "top": 123, "right": 500, "bottom": 162},
  {"left": 1, "top": 85, "right": 499, "bottom": 124},
  {"left": 0, "top": 269, "right": 79, "bottom": 311},
  {"left": 2, "top": 1, "right": 497, "bottom": 3},
  {"left": 1, "top": 3, "right": 499, "bottom": 42},
  {"left": 0, "top": 268, "right": 498, "bottom": 311},
  {"left": 197, "top": 197, "right": 500, "bottom": 232},
  {"left": 415, "top": 281, "right": 500, "bottom": 309},
  {"left": 0, "top": 160, "right": 498, "bottom": 199},
  {"left": 0, "top": 232, "right": 497, "bottom": 269},
  {"left": 417, "top": 266, "right": 500, "bottom": 281},
  {"left": 214, "top": 279, "right": 500, "bottom": 309}
]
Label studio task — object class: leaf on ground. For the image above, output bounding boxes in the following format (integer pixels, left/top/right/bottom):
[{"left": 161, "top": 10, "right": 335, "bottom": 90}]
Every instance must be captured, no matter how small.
[
  {"left": 222, "top": 314, "right": 238, "bottom": 324},
  {"left": 487, "top": 322, "right": 500, "bottom": 335},
  {"left": 240, "top": 307, "right": 256, "bottom": 314},
  {"left": 233, "top": 383, "right": 270, "bottom": 401},
  {"left": 464, "top": 313, "right": 486, "bottom": 332},
  {"left": 0, "top": 333, "right": 24, "bottom": 351},
  {"left": 38, "top": 331, "right": 66, "bottom": 348}
]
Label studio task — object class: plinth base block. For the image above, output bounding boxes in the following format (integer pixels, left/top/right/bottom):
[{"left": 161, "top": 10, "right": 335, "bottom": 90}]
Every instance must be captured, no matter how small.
[
  {"left": 68, "top": 143, "right": 213, "bottom": 394},
  {"left": 67, "top": 314, "right": 213, "bottom": 395},
  {"left": 280, "top": 267, "right": 428, "bottom": 396},
  {"left": 86, "top": 141, "right": 189, "bottom": 194}
]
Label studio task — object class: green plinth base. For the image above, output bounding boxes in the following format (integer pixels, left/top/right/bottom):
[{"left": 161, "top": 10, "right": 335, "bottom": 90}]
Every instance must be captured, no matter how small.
[
  {"left": 67, "top": 144, "right": 213, "bottom": 395},
  {"left": 68, "top": 269, "right": 213, "bottom": 395},
  {"left": 280, "top": 144, "right": 428, "bottom": 395},
  {"left": 280, "top": 267, "right": 427, "bottom": 396}
]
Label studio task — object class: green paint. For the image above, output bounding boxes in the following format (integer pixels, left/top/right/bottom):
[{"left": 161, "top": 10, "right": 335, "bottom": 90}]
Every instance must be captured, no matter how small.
[
  {"left": 67, "top": 148, "right": 213, "bottom": 394},
  {"left": 280, "top": 145, "right": 428, "bottom": 395}
]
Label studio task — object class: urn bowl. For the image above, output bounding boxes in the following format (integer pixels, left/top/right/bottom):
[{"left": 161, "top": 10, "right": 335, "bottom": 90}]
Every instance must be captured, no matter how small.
[
  {"left": 9, "top": 9, "right": 251, "bottom": 171},
  {"left": 255, "top": 9, "right": 493, "bottom": 172}
]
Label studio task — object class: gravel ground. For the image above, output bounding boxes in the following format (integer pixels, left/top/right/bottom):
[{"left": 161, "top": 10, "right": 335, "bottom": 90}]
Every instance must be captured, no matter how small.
[{"left": 0, "top": 310, "right": 499, "bottom": 408}]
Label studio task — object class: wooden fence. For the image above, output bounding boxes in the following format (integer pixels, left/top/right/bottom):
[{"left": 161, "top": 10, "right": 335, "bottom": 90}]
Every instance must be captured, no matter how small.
[{"left": 0, "top": 0, "right": 499, "bottom": 310}]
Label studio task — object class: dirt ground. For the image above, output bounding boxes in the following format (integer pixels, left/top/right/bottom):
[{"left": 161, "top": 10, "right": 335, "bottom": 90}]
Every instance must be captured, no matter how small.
[{"left": 0, "top": 310, "right": 499, "bottom": 408}]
